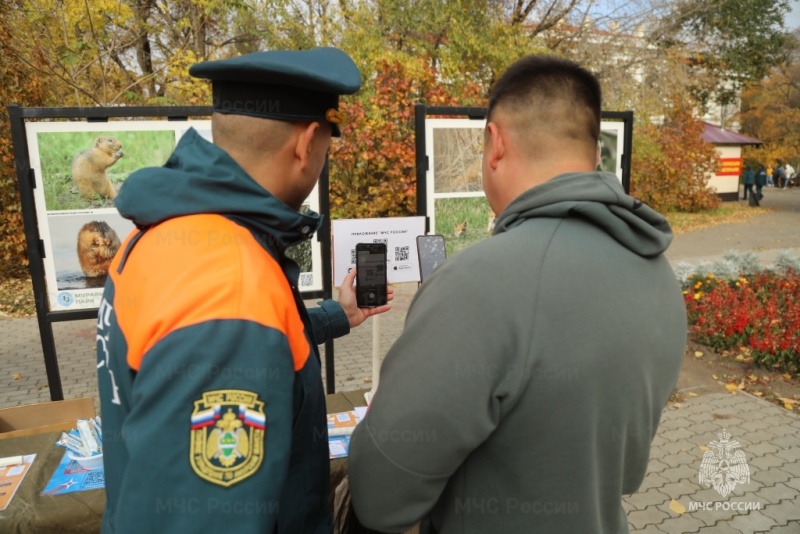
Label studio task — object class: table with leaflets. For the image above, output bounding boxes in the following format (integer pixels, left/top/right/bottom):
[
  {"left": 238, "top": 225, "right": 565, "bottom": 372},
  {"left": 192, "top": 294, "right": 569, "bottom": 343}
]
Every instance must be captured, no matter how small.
[
  {"left": 325, "top": 389, "right": 369, "bottom": 512},
  {"left": 0, "top": 430, "right": 104, "bottom": 533},
  {"left": 0, "top": 390, "right": 369, "bottom": 534}
]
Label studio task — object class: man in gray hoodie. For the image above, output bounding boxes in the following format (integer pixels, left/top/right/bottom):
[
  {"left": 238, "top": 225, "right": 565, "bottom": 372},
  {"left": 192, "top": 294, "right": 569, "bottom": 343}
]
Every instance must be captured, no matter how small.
[{"left": 347, "top": 55, "right": 687, "bottom": 533}]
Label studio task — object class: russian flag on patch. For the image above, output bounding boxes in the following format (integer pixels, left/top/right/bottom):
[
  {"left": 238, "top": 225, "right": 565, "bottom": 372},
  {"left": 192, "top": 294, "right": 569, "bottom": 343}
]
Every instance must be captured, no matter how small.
[
  {"left": 239, "top": 404, "right": 266, "bottom": 430},
  {"left": 191, "top": 404, "right": 221, "bottom": 430}
]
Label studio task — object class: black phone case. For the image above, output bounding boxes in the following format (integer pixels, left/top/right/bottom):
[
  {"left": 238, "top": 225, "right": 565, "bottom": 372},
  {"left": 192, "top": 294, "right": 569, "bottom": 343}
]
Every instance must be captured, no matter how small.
[{"left": 355, "top": 244, "right": 387, "bottom": 308}]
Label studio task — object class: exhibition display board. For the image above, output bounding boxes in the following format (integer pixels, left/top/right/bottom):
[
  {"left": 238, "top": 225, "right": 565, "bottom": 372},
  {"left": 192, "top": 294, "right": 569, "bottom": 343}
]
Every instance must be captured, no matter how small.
[
  {"left": 414, "top": 105, "right": 633, "bottom": 257},
  {"left": 8, "top": 105, "right": 334, "bottom": 397},
  {"left": 10, "top": 103, "right": 634, "bottom": 400}
]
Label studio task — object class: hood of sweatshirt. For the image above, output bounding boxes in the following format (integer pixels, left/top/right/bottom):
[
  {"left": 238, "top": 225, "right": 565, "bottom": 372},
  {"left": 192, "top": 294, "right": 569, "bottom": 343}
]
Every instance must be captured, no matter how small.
[
  {"left": 114, "top": 128, "right": 321, "bottom": 253},
  {"left": 493, "top": 171, "right": 672, "bottom": 258}
]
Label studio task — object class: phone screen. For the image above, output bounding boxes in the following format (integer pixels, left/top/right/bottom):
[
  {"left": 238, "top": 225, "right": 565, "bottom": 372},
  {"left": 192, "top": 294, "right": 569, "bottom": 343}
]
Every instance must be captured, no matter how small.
[
  {"left": 356, "top": 243, "right": 387, "bottom": 307},
  {"left": 417, "top": 235, "right": 447, "bottom": 283}
]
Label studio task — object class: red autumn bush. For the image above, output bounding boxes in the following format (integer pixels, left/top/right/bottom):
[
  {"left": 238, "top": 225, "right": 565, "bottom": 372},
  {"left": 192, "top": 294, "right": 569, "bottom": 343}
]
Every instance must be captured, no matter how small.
[
  {"left": 684, "top": 271, "right": 800, "bottom": 372},
  {"left": 329, "top": 59, "right": 483, "bottom": 219},
  {"left": 631, "top": 98, "right": 721, "bottom": 213}
]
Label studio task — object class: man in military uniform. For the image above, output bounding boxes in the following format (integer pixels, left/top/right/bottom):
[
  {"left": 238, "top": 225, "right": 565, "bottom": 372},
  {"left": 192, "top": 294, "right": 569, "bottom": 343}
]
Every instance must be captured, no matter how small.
[{"left": 97, "top": 47, "right": 391, "bottom": 533}]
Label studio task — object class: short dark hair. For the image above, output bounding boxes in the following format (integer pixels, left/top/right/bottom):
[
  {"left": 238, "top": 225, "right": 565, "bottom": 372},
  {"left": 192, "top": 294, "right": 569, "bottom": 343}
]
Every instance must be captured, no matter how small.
[{"left": 487, "top": 55, "right": 601, "bottom": 147}]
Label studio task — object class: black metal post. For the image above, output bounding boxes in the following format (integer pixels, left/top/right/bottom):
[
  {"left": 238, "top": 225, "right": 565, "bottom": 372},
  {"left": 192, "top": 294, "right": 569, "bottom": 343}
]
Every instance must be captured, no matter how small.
[
  {"left": 319, "top": 158, "right": 336, "bottom": 394},
  {"left": 8, "top": 105, "right": 64, "bottom": 400},
  {"left": 415, "top": 103, "right": 428, "bottom": 219}
]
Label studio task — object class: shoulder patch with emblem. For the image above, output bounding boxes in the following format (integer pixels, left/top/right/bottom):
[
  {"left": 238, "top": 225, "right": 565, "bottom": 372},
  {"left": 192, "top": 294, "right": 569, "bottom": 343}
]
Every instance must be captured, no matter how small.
[{"left": 190, "top": 390, "right": 266, "bottom": 487}]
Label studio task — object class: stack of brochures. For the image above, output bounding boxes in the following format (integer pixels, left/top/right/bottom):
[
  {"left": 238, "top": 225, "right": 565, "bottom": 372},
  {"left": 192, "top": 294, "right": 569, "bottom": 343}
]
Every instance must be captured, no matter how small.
[
  {"left": 327, "top": 407, "right": 368, "bottom": 459},
  {"left": 43, "top": 417, "right": 104, "bottom": 496}
]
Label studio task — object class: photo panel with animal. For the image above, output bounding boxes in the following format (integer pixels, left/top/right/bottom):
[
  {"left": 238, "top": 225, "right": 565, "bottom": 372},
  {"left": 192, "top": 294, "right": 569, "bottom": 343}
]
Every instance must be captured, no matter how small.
[
  {"left": 25, "top": 121, "right": 181, "bottom": 311},
  {"left": 31, "top": 125, "right": 179, "bottom": 211},
  {"left": 425, "top": 118, "right": 628, "bottom": 257},
  {"left": 425, "top": 119, "right": 494, "bottom": 256},
  {"left": 46, "top": 212, "right": 135, "bottom": 309}
]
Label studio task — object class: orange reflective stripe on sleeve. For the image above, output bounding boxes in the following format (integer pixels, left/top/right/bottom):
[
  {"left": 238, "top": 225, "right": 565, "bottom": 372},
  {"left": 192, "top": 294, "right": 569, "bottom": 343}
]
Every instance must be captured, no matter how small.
[{"left": 109, "top": 214, "right": 310, "bottom": 372}]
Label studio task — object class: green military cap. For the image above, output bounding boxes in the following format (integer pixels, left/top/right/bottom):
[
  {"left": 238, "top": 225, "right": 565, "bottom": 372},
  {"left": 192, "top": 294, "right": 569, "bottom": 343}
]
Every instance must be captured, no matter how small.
[{"left": 189, "top": 47, "right": 361, "bottom": 137}]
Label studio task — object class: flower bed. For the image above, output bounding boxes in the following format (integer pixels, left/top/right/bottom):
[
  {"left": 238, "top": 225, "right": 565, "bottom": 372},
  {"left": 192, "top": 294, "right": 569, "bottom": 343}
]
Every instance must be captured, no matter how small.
[{"left": 679, "top": 252, "right": 800, "bottom": 373}]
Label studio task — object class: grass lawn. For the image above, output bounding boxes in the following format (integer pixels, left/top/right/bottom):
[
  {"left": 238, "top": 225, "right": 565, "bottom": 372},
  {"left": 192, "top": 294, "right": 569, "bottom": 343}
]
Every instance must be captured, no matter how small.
[{"left": 665, "top": 203, "right": 767, "bottom": 235}]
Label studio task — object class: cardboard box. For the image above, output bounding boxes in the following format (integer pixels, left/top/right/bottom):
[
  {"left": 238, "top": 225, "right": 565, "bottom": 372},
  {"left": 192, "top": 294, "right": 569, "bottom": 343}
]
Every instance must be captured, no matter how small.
[{"left": 0, "top": 398, "right": 95, "bottom": 440}]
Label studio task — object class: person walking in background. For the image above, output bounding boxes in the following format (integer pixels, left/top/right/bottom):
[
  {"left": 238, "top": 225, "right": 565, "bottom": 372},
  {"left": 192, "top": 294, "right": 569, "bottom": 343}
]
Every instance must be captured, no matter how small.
[
  {"left": 348, "top": 54, "right": 686, "bottom": 534},
  {"left": 756, "top": 164, "right": 767, "bottom": 201},
  {"left": 783, "top": 161, "right": 795, "bottom": 189},
  {"left": 742, "top": 165, "right": 755, "bottom": 201},
  {"left": 766, "top": 164, "right": 774, "bottom": 187},
  {"left": 774, "top": 162, "right": 785, "bottom": 189}
]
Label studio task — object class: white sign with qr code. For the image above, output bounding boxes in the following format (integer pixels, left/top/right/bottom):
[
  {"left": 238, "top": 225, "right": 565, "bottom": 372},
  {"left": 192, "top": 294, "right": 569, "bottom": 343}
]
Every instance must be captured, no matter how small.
[{"left": 331, "top": 217, "right": 426, "bottom": 285}]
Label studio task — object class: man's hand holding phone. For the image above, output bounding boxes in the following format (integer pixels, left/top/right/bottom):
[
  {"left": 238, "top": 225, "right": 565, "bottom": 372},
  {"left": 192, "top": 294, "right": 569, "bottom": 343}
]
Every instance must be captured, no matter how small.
[
  {"left": 355, "top": 243, "right": 388, "bottom": 307},
  {"left": 338, "top": 268, "right": 393, "bottom": 328}
]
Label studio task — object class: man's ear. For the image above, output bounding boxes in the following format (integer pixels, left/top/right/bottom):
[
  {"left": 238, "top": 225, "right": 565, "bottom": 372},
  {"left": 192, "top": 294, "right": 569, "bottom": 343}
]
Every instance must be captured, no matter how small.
[
  {"left": 294, "top": 122, "right": 320, "bottom": 169},
  {"left": 596, "top": 143, "right": 601, "bottom": 168},
  {"left": 486, "top": 122, "right": 505, "bottom": 170}
]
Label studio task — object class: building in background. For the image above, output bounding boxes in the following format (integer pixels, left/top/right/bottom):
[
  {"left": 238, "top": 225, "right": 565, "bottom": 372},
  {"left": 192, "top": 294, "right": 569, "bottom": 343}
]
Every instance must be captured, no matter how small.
[{"left": 701, "top": 122, "right": 762, "bottom": 201}]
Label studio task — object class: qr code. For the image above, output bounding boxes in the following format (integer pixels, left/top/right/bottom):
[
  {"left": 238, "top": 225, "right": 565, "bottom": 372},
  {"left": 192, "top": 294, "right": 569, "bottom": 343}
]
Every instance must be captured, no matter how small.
[
  {"left": 373, "top": 239, "right": 388, "bottom": 245},
  {"left": 395, "top": 246, "right": 409, "bottom": 261},
  {"left": 299, "top": 273, "right": 313, "bottom": 287},
  {"left": 83, "top": 469, "right": 105, "bottom": 489}
]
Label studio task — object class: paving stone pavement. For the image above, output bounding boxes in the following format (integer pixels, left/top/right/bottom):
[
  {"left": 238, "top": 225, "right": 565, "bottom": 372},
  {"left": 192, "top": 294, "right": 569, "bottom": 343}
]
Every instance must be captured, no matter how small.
[
  {"left": 1, "top": 188, "right": 800, "bottom": 531},
  {"left": 0, "top": 283, "right": 418, "bottom": 414}
]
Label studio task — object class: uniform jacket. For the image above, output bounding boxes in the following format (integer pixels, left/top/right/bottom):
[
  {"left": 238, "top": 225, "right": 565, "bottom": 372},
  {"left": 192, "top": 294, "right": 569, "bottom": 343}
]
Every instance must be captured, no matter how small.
[
  {"left": 348, "top": 172, "right": 687, "bottom": 534},
  {"left": 97, "top": 128, "right": 349, "bottom": 533}
]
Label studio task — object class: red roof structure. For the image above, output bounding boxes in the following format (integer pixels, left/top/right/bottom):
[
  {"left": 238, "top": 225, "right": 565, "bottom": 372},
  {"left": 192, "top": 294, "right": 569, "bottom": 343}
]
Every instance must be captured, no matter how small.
[{"left": 701, "top": 122, "right": 762, "bottom": 146}]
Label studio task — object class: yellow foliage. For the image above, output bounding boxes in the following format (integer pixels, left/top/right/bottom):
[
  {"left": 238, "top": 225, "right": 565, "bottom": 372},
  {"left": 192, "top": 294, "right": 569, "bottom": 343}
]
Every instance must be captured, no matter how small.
[{"left": 165, "top": 50, "right": 213, "bottom": 106}]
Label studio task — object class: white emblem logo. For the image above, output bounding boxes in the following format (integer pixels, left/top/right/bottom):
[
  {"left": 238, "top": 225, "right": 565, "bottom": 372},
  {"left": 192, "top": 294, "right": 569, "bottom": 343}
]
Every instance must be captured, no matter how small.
[{"left": 698, "top": 429, "right": 750, "bottom": 497}]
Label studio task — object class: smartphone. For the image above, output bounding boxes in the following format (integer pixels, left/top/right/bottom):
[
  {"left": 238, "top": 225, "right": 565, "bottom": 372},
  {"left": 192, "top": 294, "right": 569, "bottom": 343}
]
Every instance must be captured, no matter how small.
[
  {"left": 355, "top": 243, "right": 388, "bottom": 308},
  {"left": 417, "top": 235, "right": 447, "bottom": 284}
]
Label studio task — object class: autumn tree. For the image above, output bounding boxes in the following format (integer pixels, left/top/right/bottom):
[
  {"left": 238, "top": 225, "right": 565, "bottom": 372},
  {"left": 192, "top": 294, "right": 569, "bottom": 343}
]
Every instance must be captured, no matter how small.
[
  {"left": 329, "top": 59, "right": 484, "bottom": 218},
  {"left": 0, "top": 2, "right": 51, "bottom": 277},
  {"left": 653, "top": 0, "right": 791, "bottom": 109},
  {"left": 3, "top": 0, "right": 791, "bottom": 278},
  {"left": 630, "top": 98, "right": 721, "bottom": 213},
  {"left": 1, "top": 0, "right": 255, "bottom": 106},
  {"left": 740, "top": 35, "right": 800, "bottom": 168}
]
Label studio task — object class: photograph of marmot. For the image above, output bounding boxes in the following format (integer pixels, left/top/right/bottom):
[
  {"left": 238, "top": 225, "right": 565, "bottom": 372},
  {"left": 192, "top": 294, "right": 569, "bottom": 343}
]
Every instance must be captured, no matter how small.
[
  {"left": 48, "top": 213, "right": 134, "bottom": 290},
  {"left": 72, "top": 136, "right": 124, "bottom": 200},
  {"left": 37, "top": 129, "right": 176, "bottom": 210},
  {"left": 77, "top": 221, "right": 121, "bottom": 278}
]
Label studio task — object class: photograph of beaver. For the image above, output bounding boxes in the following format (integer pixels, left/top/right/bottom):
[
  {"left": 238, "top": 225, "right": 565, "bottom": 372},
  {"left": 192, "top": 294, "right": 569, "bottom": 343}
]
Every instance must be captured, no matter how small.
[
  {"left": 72, "top": 136, "right": 124, "bottom": 200},
  {"left": 47, "top": 213, "right": 132, "bottom": 292}
]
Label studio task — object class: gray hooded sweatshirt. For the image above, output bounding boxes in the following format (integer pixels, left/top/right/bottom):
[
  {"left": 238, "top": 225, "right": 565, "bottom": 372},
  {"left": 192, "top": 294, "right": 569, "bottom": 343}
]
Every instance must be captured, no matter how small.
[{"left": 348, "top": 172, "right": 687, "bottom": 534}]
